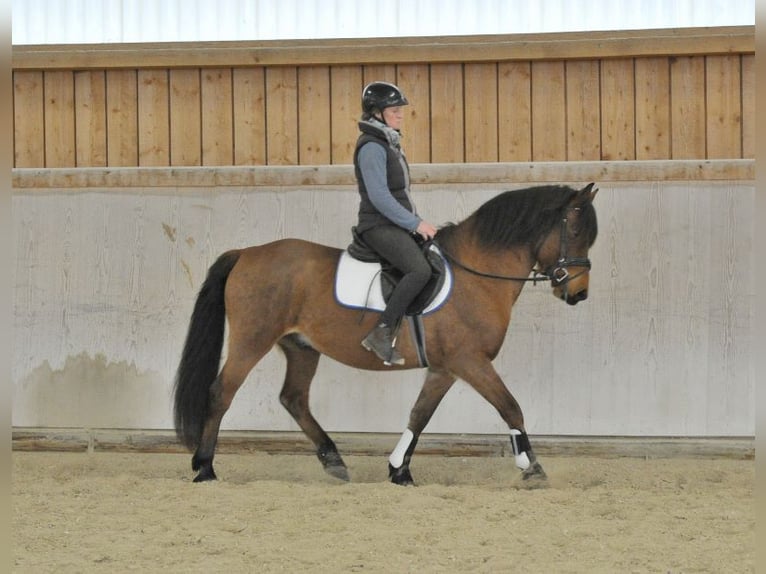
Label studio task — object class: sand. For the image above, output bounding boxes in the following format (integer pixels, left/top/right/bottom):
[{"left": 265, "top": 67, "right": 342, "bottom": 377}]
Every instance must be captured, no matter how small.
[{"left": 12, "top": 451, "right": 754, "bottom": 573}]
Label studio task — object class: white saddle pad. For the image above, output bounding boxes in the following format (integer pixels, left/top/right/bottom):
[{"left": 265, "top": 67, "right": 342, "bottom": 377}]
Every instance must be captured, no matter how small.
[{"left": 334, "top": 246, "right": 453, "bottom": 316}]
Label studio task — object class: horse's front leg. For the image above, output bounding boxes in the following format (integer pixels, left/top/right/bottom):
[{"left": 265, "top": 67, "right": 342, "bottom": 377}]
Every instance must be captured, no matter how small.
[
  {"left": 389, "top": 368, "right": 456, "bottom": 485},
  {"left": 454, "top": 359, "right": 547, "bottom": 483}
]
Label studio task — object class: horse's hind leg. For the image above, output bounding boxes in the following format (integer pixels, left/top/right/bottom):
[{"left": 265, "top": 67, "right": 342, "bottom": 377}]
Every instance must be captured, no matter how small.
[
  {"left": 389, "top": 369, "right": 456, "bottom": 485},
  {"left": 278, "top": 336, "right": 349, "bottom": 481},
  {"left": 192, "top": 344, "right": 269, "bottom": 482}
]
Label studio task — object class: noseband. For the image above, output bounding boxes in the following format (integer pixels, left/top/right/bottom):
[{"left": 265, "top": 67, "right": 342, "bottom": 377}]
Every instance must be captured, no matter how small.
[{"left": 438, "top": 207, "right": 591, "bottom": 285}]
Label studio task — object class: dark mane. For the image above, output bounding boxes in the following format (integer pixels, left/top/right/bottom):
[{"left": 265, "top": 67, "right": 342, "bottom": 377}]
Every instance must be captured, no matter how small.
[{"left": 436, "top": 185, "right": 597, "bottom": 250}]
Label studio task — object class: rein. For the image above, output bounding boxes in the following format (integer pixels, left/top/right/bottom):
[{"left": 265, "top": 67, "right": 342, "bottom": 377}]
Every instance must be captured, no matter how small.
[
  {"left": 436, "top": 209, "right": 591, "bottom": 286},
  {"left": 437, "top": 245, "right": 550, "bottom": 283}
]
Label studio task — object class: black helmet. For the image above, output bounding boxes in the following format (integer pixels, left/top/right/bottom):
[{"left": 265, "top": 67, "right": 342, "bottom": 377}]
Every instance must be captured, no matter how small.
[{"left": 361, "top": 81, "right": 409, "bottom": 115}]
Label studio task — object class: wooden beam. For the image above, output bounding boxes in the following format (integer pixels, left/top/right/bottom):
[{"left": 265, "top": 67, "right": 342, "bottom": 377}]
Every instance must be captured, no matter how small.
[
  {"left": 11, "top": 428, "right": 754, "bottom": 460},
  {"left": 11, "top": 159, "right": 755, "bottom": 190},
  {"left": 13, "top": 26, "right": 754, "bottom": 71}
]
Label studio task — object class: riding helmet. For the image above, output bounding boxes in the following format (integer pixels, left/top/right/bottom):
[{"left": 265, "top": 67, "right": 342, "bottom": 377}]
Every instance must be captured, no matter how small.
[{"left": 361, "top": 81, "right": 409, "bottom": 115}]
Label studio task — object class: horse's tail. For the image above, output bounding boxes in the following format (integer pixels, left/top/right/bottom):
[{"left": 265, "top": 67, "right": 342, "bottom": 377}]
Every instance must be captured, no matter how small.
[{"left": 173, "top": 250, "right": 241, "bottom": 451}]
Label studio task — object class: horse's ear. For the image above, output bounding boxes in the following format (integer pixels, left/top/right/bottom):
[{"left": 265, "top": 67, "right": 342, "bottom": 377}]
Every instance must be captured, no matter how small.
[{"left": 578, "top": 182, "right": 598, "bottom": 203}]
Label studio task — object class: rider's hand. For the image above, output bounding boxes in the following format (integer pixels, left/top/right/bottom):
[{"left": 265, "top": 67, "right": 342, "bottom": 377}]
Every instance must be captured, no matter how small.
[{"left": 415, "top": 220, "right": 437, "bottom": 241}]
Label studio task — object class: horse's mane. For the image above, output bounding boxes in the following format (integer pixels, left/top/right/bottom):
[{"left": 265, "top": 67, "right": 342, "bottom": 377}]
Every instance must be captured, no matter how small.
[{"left": 436, "top": 185, "right": 597, "bottom": 251}]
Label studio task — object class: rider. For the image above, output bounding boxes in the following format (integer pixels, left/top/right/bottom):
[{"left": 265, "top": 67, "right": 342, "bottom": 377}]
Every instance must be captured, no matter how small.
[{"left": 354, "top": 81, "right": 438, "bottom": 366}]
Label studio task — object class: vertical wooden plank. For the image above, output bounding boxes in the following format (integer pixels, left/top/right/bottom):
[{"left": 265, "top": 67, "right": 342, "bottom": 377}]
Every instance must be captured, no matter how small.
[
  {"left": 430, "top": 63, "right": 464, "bottom": 163},
  {"left": 106, "top": 69, "right": 138, "bottom": 166},
  {"left": 13, "top": 71, "right": 45, "bottom": 167},
  {"left": 635, "top": 57, "right": 670, "bottom": 159},
  {"left": 297, "top": 66, "right": 331, "bottom": 164},
  {"left": 531, "top": 61, "right": 566, "bottom": 161},
  {"left": 362, "top": 65, "right": 396, "bottom": 86},
  {"left": 706, "top": 55, "right": 742, "bottom": 159},
  {"left": 498, "top": 62, "right": 531, "bottom": 162},
  {"left": 74, "top": 70, "right": 107, "bottom": 167},
  {"left": 44, "top": 71, "right": 75, "bottom": 167},
  {"left": 600, "top": 59, "right": 635, "bottom": 160},
  {"left": 330, "top": 65, "right": 363, "bottom": 165},
  {"left": 169, "top": 69, "right": 201, "bottom": 166},
  {"left": 670, "top": 56, "right": 705, "bottom": 159},
  {"left": 201, "top": 68, "right": 233, "bottom": 166},
  {"left": 137, "top": 69, "right": 169, "bottom": 166},
  {"left": 265, "top": 67, "right": 298, "bottom": 165},
  {"left": 741, "top": 55, "right": 754, "bottom": 158},
  {"left": 464, "top": 63, "right": 497, "bottom": 162},
  {"left": 233, "top": 67, "right": 266, "bottom": 166},
  {"left": 396, "top": 64, "right": 431, "bottom": 163},
  {"left": 565, "top": 60, "right": 601, "bottom": 160}
]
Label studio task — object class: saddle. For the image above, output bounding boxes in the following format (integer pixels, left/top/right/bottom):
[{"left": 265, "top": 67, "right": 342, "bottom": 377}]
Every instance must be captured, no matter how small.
[{"left": 346, "top": 226, "right": 447, "bottom": 316}]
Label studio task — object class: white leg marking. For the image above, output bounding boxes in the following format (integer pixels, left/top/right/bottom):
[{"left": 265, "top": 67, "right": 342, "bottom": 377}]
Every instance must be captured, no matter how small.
[{"left": 389, "top": 428, "right": 414, "bottom": 469}]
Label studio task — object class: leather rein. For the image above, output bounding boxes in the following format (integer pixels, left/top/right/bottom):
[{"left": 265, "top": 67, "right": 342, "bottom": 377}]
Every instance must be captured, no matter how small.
[{"left": 436, "top": 208, "right": 592, "bottom": 286}]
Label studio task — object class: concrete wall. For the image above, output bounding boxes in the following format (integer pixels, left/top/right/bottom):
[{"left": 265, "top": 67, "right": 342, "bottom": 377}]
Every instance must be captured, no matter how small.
[{"left": 12, "top": 162, "right": 755, "bottom": 437}]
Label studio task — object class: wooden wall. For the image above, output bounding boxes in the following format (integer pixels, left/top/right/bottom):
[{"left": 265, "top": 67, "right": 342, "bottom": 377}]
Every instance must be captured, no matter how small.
[{"left": 12, "top": 26, "right": 754, "bottom": 168}]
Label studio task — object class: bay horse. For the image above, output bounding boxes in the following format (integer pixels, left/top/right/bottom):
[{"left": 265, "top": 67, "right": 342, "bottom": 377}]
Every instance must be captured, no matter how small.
[{"left": 174, "top": 183, "right": 598, "bottom": 485}]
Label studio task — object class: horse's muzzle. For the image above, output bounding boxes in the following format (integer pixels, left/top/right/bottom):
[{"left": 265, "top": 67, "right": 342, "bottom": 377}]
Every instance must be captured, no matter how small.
[{"left": 563, "top": 289, "right": 588, "bottom": 305}]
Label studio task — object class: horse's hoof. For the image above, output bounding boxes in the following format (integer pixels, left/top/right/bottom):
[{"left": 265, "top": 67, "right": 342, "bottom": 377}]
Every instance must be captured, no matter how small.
[
  {"left": 317, "top": 448, "right": 349, "bottom": 481},
  {"left": 522, "top": 460, "right": 547, "bottom": 479},
  {"left": 392, "top": 476, "right": 415, "bottom": 486},
  {"left": 324, "top": 464, "right": 350, "bottom": 481},
  {"left": 192, "top": 468, "right": 217, "bottom": 483},
  {"left": 520, "top": 461, "right": 548, "bottom": 487},
  {"left": 191, "top": 453, "right": 217, "bottom": 482},
  {"left": 389, "top": 464, "right": 415, "bottom": 486},
  {"left": 192, "top": 460, "right": 217, "bottom": 482}
]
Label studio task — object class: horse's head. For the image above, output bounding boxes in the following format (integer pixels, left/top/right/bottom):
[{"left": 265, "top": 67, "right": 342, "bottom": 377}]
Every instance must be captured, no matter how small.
[{"left": 536, "top": 183, "right": 598, "bottom": 305}]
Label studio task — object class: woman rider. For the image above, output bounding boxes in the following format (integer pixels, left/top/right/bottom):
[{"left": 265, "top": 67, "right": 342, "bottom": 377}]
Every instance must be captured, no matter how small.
[{"left": 354, "top": 81, "right": 438, "bottom": 366}]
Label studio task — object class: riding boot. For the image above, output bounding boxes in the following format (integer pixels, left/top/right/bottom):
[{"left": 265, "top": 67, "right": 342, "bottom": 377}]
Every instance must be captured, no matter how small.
[{"left": 361, "top": 322, "right": 405, "bottom": 366}]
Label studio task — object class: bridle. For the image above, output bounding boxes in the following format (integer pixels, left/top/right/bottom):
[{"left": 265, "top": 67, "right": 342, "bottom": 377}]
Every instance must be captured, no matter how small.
[
  {"left": 540, "top": 208, "right": 592, "bottom": 286},
  {"left": 437, "top": 207, "right": 592, "bottom": 286}
]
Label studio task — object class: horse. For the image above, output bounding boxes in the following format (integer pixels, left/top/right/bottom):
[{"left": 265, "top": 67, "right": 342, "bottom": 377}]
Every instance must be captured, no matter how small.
[{"left": 173, "top": 182, "right": 598, "bottom": 485}]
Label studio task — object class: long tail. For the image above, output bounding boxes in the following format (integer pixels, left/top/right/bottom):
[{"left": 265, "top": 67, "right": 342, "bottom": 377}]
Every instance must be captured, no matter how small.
[{"left": 173, "top": 250, "right": 241, "bottom": 451}]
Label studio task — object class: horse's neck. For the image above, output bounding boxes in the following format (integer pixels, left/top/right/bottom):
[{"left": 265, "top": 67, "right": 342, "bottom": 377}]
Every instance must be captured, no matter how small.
[
  {"left": 444, "top": 234, "right": 536, "bottom": 313},
  {"left": 450, "top": 229, "right": 537, "bottom": 279}
]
